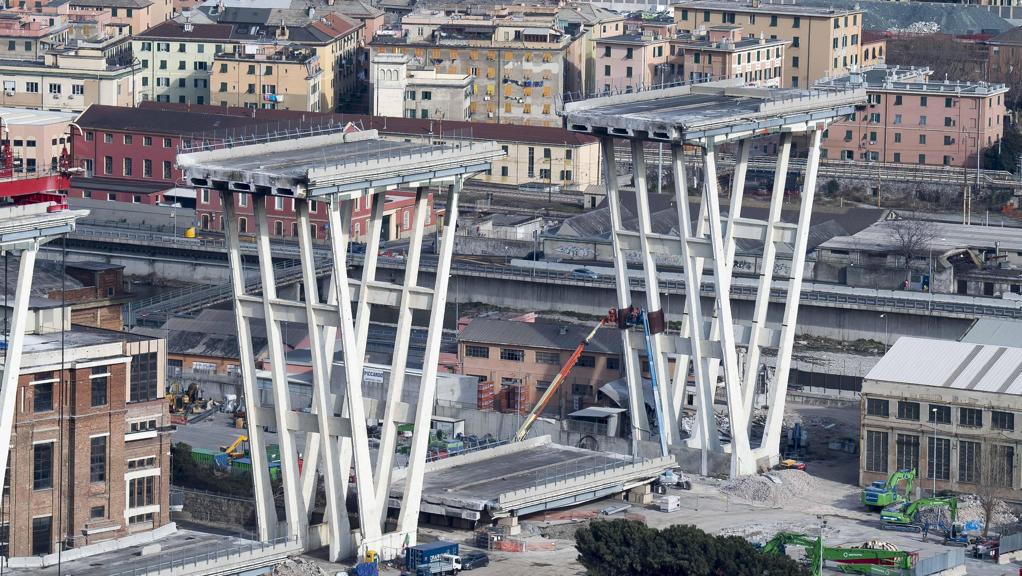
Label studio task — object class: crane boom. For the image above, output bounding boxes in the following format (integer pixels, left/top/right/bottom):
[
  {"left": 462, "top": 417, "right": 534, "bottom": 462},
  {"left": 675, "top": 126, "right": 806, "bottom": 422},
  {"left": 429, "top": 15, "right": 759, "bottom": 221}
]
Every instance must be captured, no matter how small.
[{"left": 513, "top": 318, "right": 607, "bottom": 442}]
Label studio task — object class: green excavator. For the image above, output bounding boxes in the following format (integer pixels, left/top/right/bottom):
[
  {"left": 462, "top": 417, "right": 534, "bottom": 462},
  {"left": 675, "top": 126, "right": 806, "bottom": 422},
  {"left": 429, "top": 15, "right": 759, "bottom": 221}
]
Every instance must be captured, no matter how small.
[
  {"left": 861, "top": 469, "right": 916, "bottom": 510},
  {"left": 761, "top": 532, "right": 917, "bottom": 575},
  {"left": 880, "top": 495, "right": 959, "bottom": 535}
]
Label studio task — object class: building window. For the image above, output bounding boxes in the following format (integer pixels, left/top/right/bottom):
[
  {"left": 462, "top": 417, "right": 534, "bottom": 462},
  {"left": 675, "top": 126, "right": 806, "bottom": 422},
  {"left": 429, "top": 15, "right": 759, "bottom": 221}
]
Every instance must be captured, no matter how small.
[
  {"left": 48, "top": 83, "right": 61, "bottom": 94},
  {"left": 791, "top": 56, "right": 799, "bottom": 68},
  {"left": 72, "top": 84, "right": 84, "bottom": 96},
  {"left": 958, "top": 440, "right": 980, "bottom": 484},
  {"left": 26, "top": 81, "right": 39, "bottom": 93},
  {"left": 143, "top": 136, "right": 152, "bottom": 147},
  {"left": 866, "top": 398, "right": 888, "bottom": 417},
  {"left": 90, "top": 506, "right": 106, "bottom": 519},
  {"left": 929, "top": 404, "right": 951, "bottom": 424},
  {"left": 103, "top": 156, "right": 113, "bottom": 175},
  {"left": 992, "top": 410, "right": 1014, "bottom": 431},
  {"left": 90, "top": 366, "right": 108, "bottom": 407},
  {"left": 128, "top": 475, "right": 156, "bottom": 508},
  {"left": 991, "top": 445, "right": 1015, "bottom": 487},
  {"left": 927, "top": 436, "right": 951, "bottom": 481},
  {"left": 500, "top": 348, "right": 524, "bottom": 362},
  {"left": 896, "top": 434, "right": 919, "bottom": 471},
  {"left": 33, "top": 442, "right": 53, "bottom": 490},
  {"left": 90, "top": 436, "right": 107, "bottom": 483},
  {"left": 163, "top": 137, "right": 172, "bottom": 148},
  {"left": 465, "top": 345, "right": 489, "bottom": 358},
  {"left": 31, "top": 516, "right": 52, "bottom": 556},
  {"left": 130, "top": 352, "right": 159, "bottom": 402},
  {"left": 864, "top": 430, "right": 888, "bottom": 473},
  {"left": 33, "top": 376, "right": 53, "bottom": 412},
  {"left": 535, "top": 351, "right": 559, "bottom": 364},
  {"left": 163, "top": 161, "right": 172, "bottom": 179},
  {"left": 945, "top": 97, "right": 954, "bottom": 108},
  {"left": 144, "top": 159, "right": 153, "bottom": 178},
  {"left": 123, "top": 157, "right": 132, "bottom": 176},
  {"left": 606, "top": 357, "right": 620, "bottom": 370},
  {"left": 920, "top": 96, "right": 928, "bottom": 107},
  {"left": 896, "top": 401, "right": 919, "bottom": 421},
  {"left": 576, "top": 355, "right": 596, "bottom": 368},
  {"left": 960, "top": 407, "right": 983, "bottom": 428}
]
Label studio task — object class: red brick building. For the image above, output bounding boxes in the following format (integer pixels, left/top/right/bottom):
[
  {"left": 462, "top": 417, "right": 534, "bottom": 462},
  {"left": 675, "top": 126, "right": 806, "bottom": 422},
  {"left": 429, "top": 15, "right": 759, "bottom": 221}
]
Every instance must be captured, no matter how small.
[
  {"left": 3, "top": 303, "right": 169, "bottom": 559},
  {"left": 70, "top": 103, "right": 437, "bottom": 241}
]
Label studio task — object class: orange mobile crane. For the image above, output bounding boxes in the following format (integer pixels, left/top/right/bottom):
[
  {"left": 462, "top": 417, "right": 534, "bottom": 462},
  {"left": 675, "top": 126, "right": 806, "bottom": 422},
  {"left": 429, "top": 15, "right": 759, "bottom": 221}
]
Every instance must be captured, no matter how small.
[{"left": 513, "top": 316, "right": 608, "bottom": 442}]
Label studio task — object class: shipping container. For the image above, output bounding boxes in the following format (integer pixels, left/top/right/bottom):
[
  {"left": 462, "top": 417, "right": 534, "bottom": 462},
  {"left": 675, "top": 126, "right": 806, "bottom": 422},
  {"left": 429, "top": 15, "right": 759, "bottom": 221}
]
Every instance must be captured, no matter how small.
[{"left": 405, "top": 541, "right": 458, "bottom": 571}]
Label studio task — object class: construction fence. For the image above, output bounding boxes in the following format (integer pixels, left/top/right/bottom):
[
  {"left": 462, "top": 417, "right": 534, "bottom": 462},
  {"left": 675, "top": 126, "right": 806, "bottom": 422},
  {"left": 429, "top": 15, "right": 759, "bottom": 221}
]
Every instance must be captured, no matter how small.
[
  {"left": 999, "top": 531, "right": 1022, "bottom": 554},
  {"left": 473, "top": 527, "right": 556, "bottom": 553},
  {"left": 912, "top": 548, "right": 964, "bottom": 576}
]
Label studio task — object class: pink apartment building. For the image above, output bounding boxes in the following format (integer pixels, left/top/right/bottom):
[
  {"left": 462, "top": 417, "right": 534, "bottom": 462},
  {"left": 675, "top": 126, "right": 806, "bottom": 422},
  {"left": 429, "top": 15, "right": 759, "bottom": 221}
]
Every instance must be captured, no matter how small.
[
  {"left": 816, "top": 66, "right": 1007, "bottom": 167},
  {"left": 594, "top": 24, "right": 787, "bottom": 92}
]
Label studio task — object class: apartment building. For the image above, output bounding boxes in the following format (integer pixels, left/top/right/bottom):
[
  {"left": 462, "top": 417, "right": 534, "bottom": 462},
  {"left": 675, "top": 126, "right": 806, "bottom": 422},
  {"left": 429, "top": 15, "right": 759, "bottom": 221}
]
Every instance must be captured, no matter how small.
[
  {"left": 132, "top": 21, "right": 232, "bottom": 106},
  {"left": 0, "top": 107, "right": 75, "bottom": 175},
  {"left": 987, "top": 26, "right": 1022, "bottom": 96},
  {"left": 0, "top": 294, "right": 169, "bottom": 559},
  {"left": 61, "top": 0, "right": 173, "bottom": 35},
  {"left": 370, "top": 10, "right": 587, "bottom": 127},
  {"left": 134, "top": 12, "right": 362, "bottom": 111},
  {"left": 371, "top": 52, "right": 472, "bottom": 120},
  {"left": 673, "top": 0, "right": 862, "bottom": 88},
  {"left": 211, "top": 45, "right": 324, "bottom": 111},
  {"left": 860, "top": 337, "right": 1022, "bottom": 495},
  {"left": 0, "top": 45, "right": 137, "bottom": 112},
  {"left": 459, "top": 318, "right": 623, "bottom": 416},
  {"left": 860, "top": 31, "right": 886, "bottom": 68},
  {"left": 594, "top": 24, "right": 787, "bottom": 91},
  {"left": 815, "top": 66, "right": 1007, "bottom": 167},
  {"left": 557, "top": 4, "right": 625, "bottom": 95},
  {"left": 0, "top": 12, "right": 70, "bottom": 60}
]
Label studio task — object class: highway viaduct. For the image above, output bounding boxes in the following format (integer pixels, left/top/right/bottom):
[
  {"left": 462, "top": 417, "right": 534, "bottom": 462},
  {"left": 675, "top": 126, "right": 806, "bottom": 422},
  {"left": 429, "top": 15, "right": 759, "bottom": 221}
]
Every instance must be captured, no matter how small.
[{"left": 40, "top": 225, "right": 1016, "bottom": 344}]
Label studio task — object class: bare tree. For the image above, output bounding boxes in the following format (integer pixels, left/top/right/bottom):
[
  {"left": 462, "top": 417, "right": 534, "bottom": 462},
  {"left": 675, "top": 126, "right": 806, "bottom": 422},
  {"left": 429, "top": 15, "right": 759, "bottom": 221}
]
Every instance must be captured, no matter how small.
[
  {"left": 976, "top": 444, "right": 1015, "bottom": 538},
  {"left": 885, "top": 218, "right": 938, "bottom": 283}
]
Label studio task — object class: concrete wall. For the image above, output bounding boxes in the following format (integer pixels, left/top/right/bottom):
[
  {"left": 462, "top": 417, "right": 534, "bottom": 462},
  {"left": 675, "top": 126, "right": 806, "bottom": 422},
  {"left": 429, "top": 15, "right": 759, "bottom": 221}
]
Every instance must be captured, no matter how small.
[{"left": 453, "top": 235, "right": 534, "bottom": 258}]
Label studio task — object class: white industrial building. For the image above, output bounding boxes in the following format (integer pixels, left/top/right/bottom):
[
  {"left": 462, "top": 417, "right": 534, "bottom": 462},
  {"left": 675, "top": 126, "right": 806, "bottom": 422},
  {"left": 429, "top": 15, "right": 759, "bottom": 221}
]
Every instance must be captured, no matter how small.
[{"left": 860, "top": 334, "right": 1022, "bottom": 496}]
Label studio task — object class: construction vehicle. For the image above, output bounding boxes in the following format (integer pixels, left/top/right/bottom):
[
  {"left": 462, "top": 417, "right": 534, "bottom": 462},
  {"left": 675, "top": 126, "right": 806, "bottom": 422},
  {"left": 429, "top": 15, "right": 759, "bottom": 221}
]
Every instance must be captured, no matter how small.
[
  {"left": 513, "top": 316, "right": 608, "bottom": 442},
  {"left": 220, "top": 435, "right": 249, "bottom": 459},
  {"left": 761, "top": 532, "right": 917, "bottom": 576},
  {"left": 612, "top": 306, "right": 669, "bottom": 457},
  {"left": 512, "top": 305, "right": 669, "bottom": 458},
  {"left": 880, "top": 495, "right": 958, "bottom": 533},
  {"left": 861, "top": 469, "right": 916, "bottom": 510}
]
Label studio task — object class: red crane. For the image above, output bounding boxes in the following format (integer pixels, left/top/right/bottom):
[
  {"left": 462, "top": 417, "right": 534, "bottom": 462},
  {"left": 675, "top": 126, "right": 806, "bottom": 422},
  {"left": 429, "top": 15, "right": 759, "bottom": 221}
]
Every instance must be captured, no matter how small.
[{"left": 0, "top": 138, "right": 73, "bottom": 211}]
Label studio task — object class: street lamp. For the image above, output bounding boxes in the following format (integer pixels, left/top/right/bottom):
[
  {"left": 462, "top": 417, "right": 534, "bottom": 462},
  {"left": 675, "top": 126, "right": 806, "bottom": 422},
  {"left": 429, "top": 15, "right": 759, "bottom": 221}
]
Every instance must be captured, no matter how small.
[
  {"left": 930, "top": 407, "right": 939, "bottom": 497},
  {"left": 879, "top": 313, "right": 889, "bottom": 350}
]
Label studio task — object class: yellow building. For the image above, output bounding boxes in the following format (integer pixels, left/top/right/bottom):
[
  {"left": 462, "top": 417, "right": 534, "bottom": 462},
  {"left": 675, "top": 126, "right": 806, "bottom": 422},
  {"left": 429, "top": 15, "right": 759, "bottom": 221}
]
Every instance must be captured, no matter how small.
[
  {"left": 211, "top": 45, "right": 323, "bottom": 111},
  {"left": 0, "top": 44, "right": 137, "bottom": 111},
  {"left": 370, "top": 10, "right": 586, "bottom": 127},
  {"left": 673, "top": 0, "right": 863, "bottom": 88},
  {"left": 134, "top": 13, "right": 361, "bottom": 111}
]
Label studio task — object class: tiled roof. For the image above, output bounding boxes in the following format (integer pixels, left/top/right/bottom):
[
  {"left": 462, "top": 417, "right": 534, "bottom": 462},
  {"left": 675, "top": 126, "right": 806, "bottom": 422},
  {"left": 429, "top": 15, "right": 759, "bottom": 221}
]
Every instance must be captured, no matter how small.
[
  {"left": 460, "top": 318, "right": 622, "bottom": 355},
  {"left": 78, "top": 102, "right": 600, "bottom": 147},
  {"left": 135, "top": 20, "right": 235, "bottom": 39}
]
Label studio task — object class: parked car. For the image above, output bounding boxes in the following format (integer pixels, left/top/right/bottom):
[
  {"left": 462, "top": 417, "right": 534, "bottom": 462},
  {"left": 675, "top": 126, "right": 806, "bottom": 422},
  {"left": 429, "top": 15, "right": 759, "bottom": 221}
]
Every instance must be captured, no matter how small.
[
  {"left": 571, "top": 267, "right": 599, "bottom": 280},
  {"left": 460, "top": 552, "right": 490, "bottom": 570}
]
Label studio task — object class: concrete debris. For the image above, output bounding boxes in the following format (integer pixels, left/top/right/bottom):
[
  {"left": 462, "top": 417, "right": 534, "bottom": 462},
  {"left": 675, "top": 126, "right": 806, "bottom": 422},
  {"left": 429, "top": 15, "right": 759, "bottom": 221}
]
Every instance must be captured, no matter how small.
[
  {"left": 956, "top": 494, "right": 1019, "bottom": 527},
  {"left": 888, "top": 21, "right": 940, "bottom": 34},
  {"left": 272, "top": 558, "right": 329, "bottom": 576},
  {"left": 720, "top": 469, "right": 819, "bottom": 505},
  {"left": 861, "top": 540, "right": 899, "bottom": 551}
]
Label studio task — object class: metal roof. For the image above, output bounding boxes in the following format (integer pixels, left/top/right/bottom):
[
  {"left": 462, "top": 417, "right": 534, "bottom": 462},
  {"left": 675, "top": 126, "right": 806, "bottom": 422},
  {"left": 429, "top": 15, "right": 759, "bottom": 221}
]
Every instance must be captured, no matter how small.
[
  {"left": 0, "top": 107, "right": 76, "bottom": 126},
  {"left": 568, "top": 406, "right": 626, "bottom": 418},
  {"left": 819, "top": 219, "right": 1022, "bottom": 254},
  {"left": 864, "top": 337, "right": 1022, "bottom": 395},
  {"left": 960, "top": 318, "right": 1022, "bottom": 347}
]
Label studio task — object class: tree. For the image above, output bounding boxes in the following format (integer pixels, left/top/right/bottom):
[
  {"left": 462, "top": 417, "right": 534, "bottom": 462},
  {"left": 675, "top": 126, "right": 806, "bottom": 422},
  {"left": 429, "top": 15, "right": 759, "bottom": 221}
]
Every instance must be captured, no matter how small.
[
  {"left": 976, "top": 444, "right": 1014, "bottom": 537},
  {"left": 885, "top": 217, "right": 938, "bottom": 283},
  {"left": 984, "top": 121, "right": 1022, "bottom": 173},
  {"left": 575, "top": 519, "right": 810, "bottom": 576},
  {"left": 823, "top": 179, "right": 840, "bottom": 196}
]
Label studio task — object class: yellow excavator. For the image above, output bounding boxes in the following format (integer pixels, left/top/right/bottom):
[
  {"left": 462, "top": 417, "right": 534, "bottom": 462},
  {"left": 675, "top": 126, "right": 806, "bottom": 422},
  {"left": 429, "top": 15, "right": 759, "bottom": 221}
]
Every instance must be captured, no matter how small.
[{"left": 220, "top": 435, "right": 249, "bottom": 459}]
